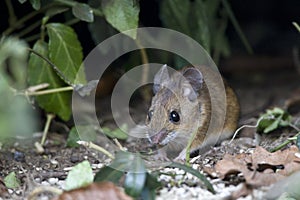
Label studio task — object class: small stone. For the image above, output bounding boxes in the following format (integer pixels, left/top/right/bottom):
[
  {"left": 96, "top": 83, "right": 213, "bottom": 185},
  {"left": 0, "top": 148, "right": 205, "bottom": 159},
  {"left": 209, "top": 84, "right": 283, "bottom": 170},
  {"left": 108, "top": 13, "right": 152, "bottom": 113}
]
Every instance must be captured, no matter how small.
[{"left": 48, "top": 178, "right": 58, "bottom": 185}]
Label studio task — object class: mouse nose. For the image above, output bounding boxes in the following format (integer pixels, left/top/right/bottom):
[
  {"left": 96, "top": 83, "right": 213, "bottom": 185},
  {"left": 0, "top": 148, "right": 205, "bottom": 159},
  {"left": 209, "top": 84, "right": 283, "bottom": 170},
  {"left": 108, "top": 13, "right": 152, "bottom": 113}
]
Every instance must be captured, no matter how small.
[{"left": 149, "top": 129, "right": 168, "bottom": 145}]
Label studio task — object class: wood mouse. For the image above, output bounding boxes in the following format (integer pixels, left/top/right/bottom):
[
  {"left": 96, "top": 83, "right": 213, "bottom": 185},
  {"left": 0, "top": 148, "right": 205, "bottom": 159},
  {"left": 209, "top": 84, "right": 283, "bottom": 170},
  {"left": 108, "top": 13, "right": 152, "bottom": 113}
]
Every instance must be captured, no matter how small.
[{"left": 141, "top": 65, "right": 240, "bottom": 161}]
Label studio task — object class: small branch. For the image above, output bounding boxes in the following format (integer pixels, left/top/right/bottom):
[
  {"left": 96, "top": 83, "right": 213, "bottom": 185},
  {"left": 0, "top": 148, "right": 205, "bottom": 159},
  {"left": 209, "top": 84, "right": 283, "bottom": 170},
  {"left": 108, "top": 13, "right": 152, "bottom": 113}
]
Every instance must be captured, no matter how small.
[
  {"left": 77, "top": 141, "right": 115, "bottom": 159},
  {"left": 25, "top": 86, "right": 74, "bottom": 96},
  {"left": 113, "top": 138, "right": 126, "bottom": 151},
  {"left": 28, "top": 48, "right": 73, "bottom": 86},
  {"left": 41, "top": 114, "right": 55, "bottom": 146}
]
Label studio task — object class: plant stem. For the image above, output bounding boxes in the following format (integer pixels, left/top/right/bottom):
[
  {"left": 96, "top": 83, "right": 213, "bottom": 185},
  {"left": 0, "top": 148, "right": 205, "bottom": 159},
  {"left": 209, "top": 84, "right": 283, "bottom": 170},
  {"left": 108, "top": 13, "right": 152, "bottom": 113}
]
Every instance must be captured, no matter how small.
[
  {"left": 17, "top": 20, "right": 41, "bottom": 38},
  {"left": 26, "top": 86, "right": 74, "bottom": 96},
  {"left": 77, "top": 141, "right": 115, "bottom": 159},
  {"left": 5, "top": 0, "right": 17, "bottom": 27},
  {"left": 222, "top": 0, "right": 253, "bottom": 54},
  {"left": 3, "top": 3, "right": 55, "bottom": 35},
  {"left": 41, "top": 114, "right": 55, "bottom": 146},
  {"left": 270, "top": 131, "right": 300, "bottom": 152}
]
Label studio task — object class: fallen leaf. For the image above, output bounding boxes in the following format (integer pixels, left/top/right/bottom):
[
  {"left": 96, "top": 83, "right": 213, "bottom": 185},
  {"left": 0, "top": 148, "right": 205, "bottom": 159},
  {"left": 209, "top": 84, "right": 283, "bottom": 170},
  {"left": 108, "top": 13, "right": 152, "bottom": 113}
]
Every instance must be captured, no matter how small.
[
  {"left": 53, "top": 182, "right": 133, "bottom": 200},
  {"left": 211, "top": 145, "right": 300, "bottom": 187}
]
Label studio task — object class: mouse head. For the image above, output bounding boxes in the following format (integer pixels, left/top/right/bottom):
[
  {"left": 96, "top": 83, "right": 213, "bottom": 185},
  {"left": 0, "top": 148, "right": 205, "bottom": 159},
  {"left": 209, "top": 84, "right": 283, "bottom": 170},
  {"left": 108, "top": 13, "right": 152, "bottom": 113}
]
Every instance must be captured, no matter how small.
[{"left": 145, "top": 65, "right": 204, "bottom": 147}]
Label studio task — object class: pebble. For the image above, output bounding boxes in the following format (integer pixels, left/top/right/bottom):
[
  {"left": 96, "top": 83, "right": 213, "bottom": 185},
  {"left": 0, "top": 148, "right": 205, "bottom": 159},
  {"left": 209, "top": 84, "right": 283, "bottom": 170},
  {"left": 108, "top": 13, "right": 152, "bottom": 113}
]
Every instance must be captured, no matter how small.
[{"left": 48, "top": 178, "right": 58, "bottom": 185}]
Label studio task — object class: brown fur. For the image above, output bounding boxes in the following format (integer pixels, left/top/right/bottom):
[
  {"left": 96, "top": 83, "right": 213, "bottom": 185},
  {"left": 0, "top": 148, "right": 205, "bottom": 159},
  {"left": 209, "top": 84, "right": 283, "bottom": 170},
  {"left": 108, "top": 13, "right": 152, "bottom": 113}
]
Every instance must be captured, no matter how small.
[{"left": 146, "top": 66, "right": 240, "bottom": 159}]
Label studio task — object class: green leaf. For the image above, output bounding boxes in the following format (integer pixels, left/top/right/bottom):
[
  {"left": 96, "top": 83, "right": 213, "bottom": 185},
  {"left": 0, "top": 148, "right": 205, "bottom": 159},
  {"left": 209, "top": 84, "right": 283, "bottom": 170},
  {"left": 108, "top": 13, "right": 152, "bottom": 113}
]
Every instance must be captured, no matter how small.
[
  {"left": 4, "top": 172, "right": 20, "bottom": 189},
  {"left": 169, "top": 162, "right": 215, "bottom": 194},
  {"left": 101, "top": 124, "right": 128, "bottom": 140},
  {"left": 124, "top": 171, "right": 146, "bottom": 197},
  {"left": 0, "top": 37, "right": 36, "bottom": 139},
  {"left": 67, "top": 127, "right": 81, "bottom": 147},
  {"left": 72, "top": 3, "right": 94, "bottom": 22},
  {"left": 94, "top": 166, "right": 124, "bottom": 183},
  {"left": 46, "top": 23, "right": 86, "bottom": 85},
  {"left": 102, "top": 0, "right": 140, "bottom": 39},
  {"left": 64, "top": 160, "right": 93, "bottom": 191},
  {"left": 257, "top": 107, "right": 292, "bottom": 134},
  {"left": 29, "top": 0, "right": 41, "bottom": 10},
  {"left": 67, "top": 125, "right": 97, "bottom": 147},
  {"left": 110, "top": 151, "right": 146, "bottom": 173},
  {"left": 141, "top": 173, "right": 161, "bottom": 200},
  {"left": 160, "top": 0, "right": 211, "bottom": 53},
  {"left": 28, "top": 40, "right": 71, "bottom": 121}
]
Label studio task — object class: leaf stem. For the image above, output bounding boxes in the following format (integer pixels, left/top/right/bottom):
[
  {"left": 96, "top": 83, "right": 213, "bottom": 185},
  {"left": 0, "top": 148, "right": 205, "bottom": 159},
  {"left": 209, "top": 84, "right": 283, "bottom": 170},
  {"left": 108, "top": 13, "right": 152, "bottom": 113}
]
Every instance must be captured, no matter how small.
[
  {"left": 25, "top": 86, "right": 74, "bottom": 96},
  {"left": 293, "top": 22, "right": 300, "bottom": 33},
  {"left": 77, "top": 141, "right": 115, "bottom": 159},
  {"left": 41, "top": 114, "right": 55, "bottom": 146},
  {"left": 222, "top": 0, "right": 253, "bottom": 54}
]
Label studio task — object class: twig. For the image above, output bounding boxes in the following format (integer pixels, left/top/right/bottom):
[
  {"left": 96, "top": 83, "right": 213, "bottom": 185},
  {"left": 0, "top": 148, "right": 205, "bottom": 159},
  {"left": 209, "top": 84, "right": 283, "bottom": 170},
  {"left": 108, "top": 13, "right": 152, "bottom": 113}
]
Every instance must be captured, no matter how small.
[
  {"left": 113, "top": 138, "right": 127, "bottom": 151},
  {"left": 25, "top": 86, "right": 74, "bottom": 96},
  {"left": 77, "top": 141, "right": 115, "bottom": 159},
  {"left": 41, "top": 114, "right": 55, "bottom": 146}
]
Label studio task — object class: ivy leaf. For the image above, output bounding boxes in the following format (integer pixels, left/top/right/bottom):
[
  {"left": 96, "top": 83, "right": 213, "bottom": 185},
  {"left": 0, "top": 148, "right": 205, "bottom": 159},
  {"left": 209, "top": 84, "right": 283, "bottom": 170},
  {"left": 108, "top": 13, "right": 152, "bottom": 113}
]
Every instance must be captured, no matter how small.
[
  {"left": 4, "top": 172, "right": 20, "bottom": 189},
  {"left": 64, "top": 161, "right": 93, "bottom": 191},
  {"left": 102, "top": 0, "right": 140, "bottom": 39},
  {"left": 46, "top": 23, "right": 86, "bottom": 85},
  {"left": 72, "top": 3, "right": 94, "bottom": 22},
  {"left": 94, "top": 166, "right": 124, "bottom": 183},
  {"left": 28, "top": 40, "right": 71, "bottom": 121}
]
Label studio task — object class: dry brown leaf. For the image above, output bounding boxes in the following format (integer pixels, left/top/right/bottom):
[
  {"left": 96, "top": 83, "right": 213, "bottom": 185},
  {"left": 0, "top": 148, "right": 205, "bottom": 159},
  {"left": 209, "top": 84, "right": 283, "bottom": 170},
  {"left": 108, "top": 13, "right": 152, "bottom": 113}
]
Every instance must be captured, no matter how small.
[
  {"left": 53, "top": 182, "right": 133, "bottom": 200},
  {"left": 212, "top": 145, "right": 300, "bottom": 187}
]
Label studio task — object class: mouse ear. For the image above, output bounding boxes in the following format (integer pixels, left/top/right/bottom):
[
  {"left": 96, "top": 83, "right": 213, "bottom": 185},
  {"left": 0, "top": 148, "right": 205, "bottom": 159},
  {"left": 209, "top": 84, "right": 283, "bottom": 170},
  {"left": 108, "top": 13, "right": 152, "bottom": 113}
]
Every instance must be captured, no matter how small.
[
  {"left": 153, "top": 64, "right": 170, "bottom": 94},
  {"left": 181, "top": 67, "right": 203, "bottom": 101}
]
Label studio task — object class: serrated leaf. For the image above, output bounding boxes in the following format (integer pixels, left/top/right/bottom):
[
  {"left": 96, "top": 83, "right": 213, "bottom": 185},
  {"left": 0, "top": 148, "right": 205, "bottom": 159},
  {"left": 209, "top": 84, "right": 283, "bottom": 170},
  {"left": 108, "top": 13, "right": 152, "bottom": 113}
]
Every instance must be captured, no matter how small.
[
  {"left": 28, "top": 40, "right": 71, "bottom": 121},
  {"left": 169, "top": 162, "right": 215, "bottom": 194},
  {"left": 72, "top": 3, "right": 94, "bottom": 22},
  {"left": 29, "top": 0, "right": 40, "bottom": 10},
  {"left": 4, "top": 172, "right": 20, "bottom": 189},
  {"left": 46, "top": 23, "right": 86, "bottom": 85},
  {"left": 94, "top": 166, "right": 124, "bottom": 183},
  {"left": 102, "top": 0, "right": 139, "bottom": 39},
  {"left": 64, "top": 160, "right": 93, "bottom": 191}
]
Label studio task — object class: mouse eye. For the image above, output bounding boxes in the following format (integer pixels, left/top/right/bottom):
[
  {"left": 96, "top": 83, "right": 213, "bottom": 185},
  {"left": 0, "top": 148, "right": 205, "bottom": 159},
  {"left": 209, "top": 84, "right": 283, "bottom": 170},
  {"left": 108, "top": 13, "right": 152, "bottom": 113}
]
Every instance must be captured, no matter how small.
[
  {"left": 147, "top": 110, "right": 153, "bottom": 121},
  {"left": 169, "top": 110, "right": 180, "bottom": 123}
]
